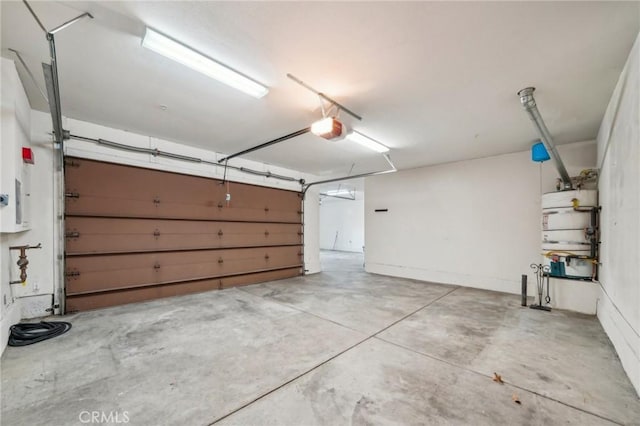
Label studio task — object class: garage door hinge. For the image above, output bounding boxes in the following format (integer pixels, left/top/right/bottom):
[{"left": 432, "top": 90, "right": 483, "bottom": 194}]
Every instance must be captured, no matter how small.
[
  {"left": 65, "top": 231, "right": 80, "bottom": 239},
  {"left": 65, "top": 270, "right": 80, "bottom": 278},
  {"left": 65, "top": 192, "right": 80, "bottom": 198},
  {"left": 64, "top": 159, "right": 80, "bottom": 167}
]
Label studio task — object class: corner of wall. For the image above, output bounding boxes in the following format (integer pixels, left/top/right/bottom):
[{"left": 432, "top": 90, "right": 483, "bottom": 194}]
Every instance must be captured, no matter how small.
[{"left": 595, "top": 31, "right": 640, "bottom": 396}]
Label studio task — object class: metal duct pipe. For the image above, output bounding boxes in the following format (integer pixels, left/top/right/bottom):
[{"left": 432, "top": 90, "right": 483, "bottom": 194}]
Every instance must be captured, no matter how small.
[{"left": 518, "top": 87, "right": 573, "bottom": 190}]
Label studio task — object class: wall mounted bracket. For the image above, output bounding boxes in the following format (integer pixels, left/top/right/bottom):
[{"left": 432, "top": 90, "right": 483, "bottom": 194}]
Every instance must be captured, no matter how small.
[{"left": 22, "top": 0, "right": 93, "bottom": 151}]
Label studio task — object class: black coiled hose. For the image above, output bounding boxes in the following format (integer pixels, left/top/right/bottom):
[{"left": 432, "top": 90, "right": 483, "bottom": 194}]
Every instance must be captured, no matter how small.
[{"left": 8, "top": 321, "right": 72, "bottom": 347}]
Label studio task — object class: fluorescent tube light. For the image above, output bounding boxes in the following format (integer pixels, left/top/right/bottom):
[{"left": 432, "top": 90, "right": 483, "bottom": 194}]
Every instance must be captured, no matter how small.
[
  {"left": 326, "top": 189, "right": 353, "bottom": 196},
  {"left": 142, "top": 27, "right": 268, "bottom": 99},
  {"left": 347, "top": 130, "right": 389, "bottom": 153}
]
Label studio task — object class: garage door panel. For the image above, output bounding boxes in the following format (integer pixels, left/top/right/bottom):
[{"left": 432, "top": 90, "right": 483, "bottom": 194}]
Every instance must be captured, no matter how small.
[
  {"left": 66, "top": 159, "right": 301, "bottom": 222},
  {"left": 66, "top": 246, "right": 302, "bottom": 294},
  {"left": 65, "top": 267, "right": 301, "bottom": 312},
  {"left": 64, "top": 157, "right": 303, "bottom": 311},
  {"left": 66, "top": 217, "right": 303, "bottom": 254},
  {"left": 67, "top": 200, "right": 301, "bottom": 223}
]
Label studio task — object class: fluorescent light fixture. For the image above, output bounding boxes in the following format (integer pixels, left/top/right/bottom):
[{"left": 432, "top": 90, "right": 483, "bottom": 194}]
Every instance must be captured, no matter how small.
[
  {"left": 347, "top": 130, "right": 389, "bottom": 153},
  {"left": 326, "top": 189, "right": 353, "bottom": 196},
  {"left": 142, "top": 27, "right": 268, "bottom": 99}
]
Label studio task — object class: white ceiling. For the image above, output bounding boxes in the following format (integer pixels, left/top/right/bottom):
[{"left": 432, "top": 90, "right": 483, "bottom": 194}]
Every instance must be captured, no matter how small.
[{"left": 2, "top": 1, "right": 638, "bottom": 177}]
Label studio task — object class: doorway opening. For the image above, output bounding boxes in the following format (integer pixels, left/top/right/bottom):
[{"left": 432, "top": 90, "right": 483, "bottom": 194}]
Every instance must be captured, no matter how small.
[{"left": 318, "top": 181, "right": 365, "bottom": 272}]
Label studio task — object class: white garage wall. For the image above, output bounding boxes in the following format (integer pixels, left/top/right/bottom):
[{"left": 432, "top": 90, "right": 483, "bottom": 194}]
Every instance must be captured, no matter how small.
[
  {"left": 365, "top": 140, "right": 596, "bottom": 296},
  {"left": 1, "top": 59, "right": 57, "bottom": 355},
  {"left": 319, "top": 193, "right": 364, "bottom": 253},
  {"left": 596, "top": 32, "right": 639, "bottom": 395}
]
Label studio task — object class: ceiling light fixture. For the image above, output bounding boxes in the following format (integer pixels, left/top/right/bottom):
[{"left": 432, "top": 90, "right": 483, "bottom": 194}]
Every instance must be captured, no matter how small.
[
  {"left": 311, "top": 117, "right": 346, "bottom": 140},
  {"left": 142, "top": 27, "right": 268, "bottom": 99},
  {"left": 325, "top": 189, "right": 353, "bottom": 196},
  {"left": 347, "top": 130, "right": 389, "bottom": 153}
]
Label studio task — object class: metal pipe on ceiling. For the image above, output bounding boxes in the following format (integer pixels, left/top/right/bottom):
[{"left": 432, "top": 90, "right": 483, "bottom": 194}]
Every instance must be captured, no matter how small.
[
  {"left": 49, "top": 12, "right": 93, "bottom": 35},
  {"left": 217, "top": 127, "right": 311, "bottom": 164},
  {"left": 22, "top": 0, "right": 47, "bottom": 34},
  {"left": 518, "top": 87, "right": 573, "bottom": 190},
  {"left": 287, "top": 74, "right": 363, "bottom": 121},
  {"left": 68, "top": 134, "right": 304, "bottom": 184}
]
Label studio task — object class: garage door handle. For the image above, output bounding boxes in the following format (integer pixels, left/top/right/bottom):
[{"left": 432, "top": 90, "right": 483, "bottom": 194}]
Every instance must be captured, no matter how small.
[
  {"left": 153, "top": 263, "right": 161, "bottom": 270},
  {"left": 153, "top": 230, "right": 161, "bottom": 237},
  {"left": 218, "top": 257, "right": 224, "bottom": 264},
  {"left": 153, "top": 197, "right": 161, "bottom": 204},
  {"left": 218, "top": 230, "right": 224, "bottom": 237},
  {"left": 264, "top": 254, "right": 270, "bottom": 261}
]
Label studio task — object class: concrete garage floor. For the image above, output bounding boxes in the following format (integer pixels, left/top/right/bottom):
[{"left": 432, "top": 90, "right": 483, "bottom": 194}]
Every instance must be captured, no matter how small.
[{"left": 2, "top": 251, "right": 639, "bottom": 425}]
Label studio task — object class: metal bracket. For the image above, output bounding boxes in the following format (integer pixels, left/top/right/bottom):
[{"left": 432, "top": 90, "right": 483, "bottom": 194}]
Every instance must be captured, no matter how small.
[
  {"left": 22, "top": 0, "right": 93, "bottom": 152},
  {"left": 8, "top": 48, "right": 49, "bottom": 104},
  {"left": 303, "top": 153, "right": 397, "bottom": 194}
]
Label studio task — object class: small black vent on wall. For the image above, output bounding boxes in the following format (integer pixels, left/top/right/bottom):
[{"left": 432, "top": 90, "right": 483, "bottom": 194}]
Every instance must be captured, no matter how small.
[{"left": 374, "top": 209, "right": 388, "bottom": 213}]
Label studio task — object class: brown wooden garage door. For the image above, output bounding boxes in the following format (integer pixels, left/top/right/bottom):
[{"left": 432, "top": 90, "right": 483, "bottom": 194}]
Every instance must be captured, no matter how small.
[{"left": 64, "top": 157, "right": 303, "bottom": 312}]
